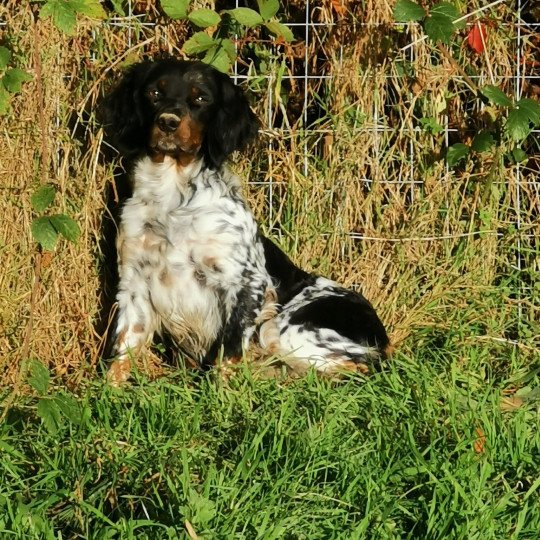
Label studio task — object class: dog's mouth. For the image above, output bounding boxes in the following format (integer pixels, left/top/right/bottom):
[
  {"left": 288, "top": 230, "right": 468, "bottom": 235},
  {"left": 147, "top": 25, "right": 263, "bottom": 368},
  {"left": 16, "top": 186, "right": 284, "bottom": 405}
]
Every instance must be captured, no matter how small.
[{"left": 149, "top": 113, "right": 203, "bottom": 156}]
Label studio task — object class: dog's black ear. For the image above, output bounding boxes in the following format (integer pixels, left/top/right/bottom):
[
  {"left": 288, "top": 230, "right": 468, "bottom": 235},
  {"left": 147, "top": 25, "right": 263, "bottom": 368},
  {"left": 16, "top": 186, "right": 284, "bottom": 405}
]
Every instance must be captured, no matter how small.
[
  {"left": 203, "top": 71, "right": 260, "bottom": 169},
  {"left": 101, "top": 61, "right": 155, "bottom": 158}
]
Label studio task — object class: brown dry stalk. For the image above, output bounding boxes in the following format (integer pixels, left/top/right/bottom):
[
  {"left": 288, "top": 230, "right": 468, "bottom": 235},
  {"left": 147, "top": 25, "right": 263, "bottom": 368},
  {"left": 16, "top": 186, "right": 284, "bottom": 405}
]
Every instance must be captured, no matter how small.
[
  {"left": 436, "top": 41, "right": 480, "bottom": 95},
  {"left": 20, "top": 17, "right": 48, "bottom": 349},
  {"left": 2, "top": 16, "right": 48, "bottom": 415}
]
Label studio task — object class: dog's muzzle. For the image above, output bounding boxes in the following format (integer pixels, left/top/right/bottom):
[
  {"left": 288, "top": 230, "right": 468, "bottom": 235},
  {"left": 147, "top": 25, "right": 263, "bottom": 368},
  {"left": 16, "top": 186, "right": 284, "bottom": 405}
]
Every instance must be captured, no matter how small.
[{"left": 151, "top": 113, "right": 203, "bottom": 155}]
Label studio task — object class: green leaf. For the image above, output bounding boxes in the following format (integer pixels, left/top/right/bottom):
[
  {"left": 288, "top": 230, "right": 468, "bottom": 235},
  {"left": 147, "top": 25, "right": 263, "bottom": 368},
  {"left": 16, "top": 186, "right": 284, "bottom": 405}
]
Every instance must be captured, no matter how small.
[
  {"left": 471, "top": 131, "right": 495, "bottom": 153},
  {"left": 512, "top": 147, "right": 528, "bottom": 163},
  {"left": 506, "top": 108, "right": 531, "bottom": 141},
  {"left": 264, "top": 21, "right": 294, "bottom": 42},
  {"left": 515, "top": 98, "right": 540, "bottom": 125},
  {"left": 227, "top": 7, "right": 264, "bottom": 27},
  {"left": 70, "top": 0, "right": 107, "bottom": 19},
  {"left": 481, "top": 85, "right": 513, "bottom": 108},
  {"left": 446, "top": 143, "right": 470, "bottom": 167},
  {"left": 109, "top": 0, "right": 125, "bottom": 16},
  {"left": 37, "top": 399, "right": 61, "bottom": 434},
  {"left": 419, "top": 116, "right": 444, "bottom": 134},
  {"left": 182, "top": 490, "right": 217, "bottom": 526},
  {"left": 257, "top": 0, "right": 279, "bottom": 21},
  {"left": 183, "top": 32, "right": 216, "bottom": 55},
  {"left": 0, "top": 46, "right": 11, "bottom": 70},
  {"left": 424, "top": 12, "right": 456, "bottom": 44},
  {"left": 2, "top": 68, "right": 32, "bottom": 93},
  {"left": 0, "top": 83, "right": 10, "bottom": 115},
  {"left": 430, "top": 2, "right": 464, "bottom": 28},
  {"left": 202, "top": 47, "right": 232, "bottom": 74},
  {"left": 188, "top": 9, "right": 221, "bottom": 28},
  {"left": 27, "top": 360, "right": 50, "bottom": 396},
  {"left": 393, "top": 0, "right": 425, "bottom": 22},
  {"left": 49, "top": 214, "right": 80, "bottom": 244},
  {"left": 54, "top": 394, "right": 83, "bottom": 425},
  {"left": 161, "top": 0, "right": 190, "bottom": 19},
  {"left": 31, "top": 184, "right": 56, "bottom": 212},
  {"left": 39, "top": 0, "right": 78, "bottom": 35},
  {"left": 31, "top": 216, "right": 59, "bottom": 251},
  {"left": 218, "top": 38, "right": 237, "bottom": 62}
]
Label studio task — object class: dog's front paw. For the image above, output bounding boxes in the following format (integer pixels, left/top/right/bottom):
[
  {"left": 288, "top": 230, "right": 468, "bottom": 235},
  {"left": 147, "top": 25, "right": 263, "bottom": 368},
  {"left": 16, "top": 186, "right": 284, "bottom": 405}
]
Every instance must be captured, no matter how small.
[{"left": 107, "top": 359, "right": 132, "bottom": 386}]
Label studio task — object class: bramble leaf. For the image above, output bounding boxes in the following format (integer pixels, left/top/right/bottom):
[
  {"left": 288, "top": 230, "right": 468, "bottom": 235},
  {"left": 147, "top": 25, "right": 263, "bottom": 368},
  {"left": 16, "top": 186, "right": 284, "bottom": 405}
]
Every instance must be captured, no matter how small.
[
  {"left": 218, "top": 38, "right": 237, "bottom": 62},
  {"left": 471, "top": 131, "right": 495, "bottom": 153},
  {"left": 467, "top": 22, "right": 486, "bottom": 54},
  {"left": 183, "top": 32, "right": 216, "bottom": 55},
  {"left": 31, "top": 184, "right": 56, "bottom": 213},
  {"left": 27, "top": 360, "right": 50, "bottom": 396},
  {"left": 70, "top": 0, "right": 107, "bottom": 19},
  {"left": 0, "top": 46, "right": 11, "bottom": 70},
  {"left": 37, "top": 399, "right": 61, "bottom": 434},
  {"left": 430, "top": 2, "right": 464, "bottom": 29},
  {"left": 202, "top": 47, "right": 232, "bottom": 73},
  {"left": 39, "top": 0, "right": 78, "bottom": 35},
  {"left": 515, "top": 98, "right": 540, "bottom": 125},
  {"left": 446, "top": 143, "right": 469, "bottom": 166},
  {"left": 188, "top": 9, "right": 221, "bottom": 28},
  {"left": 506, "top": 108, "right": 531, "bottom": 141},
  {"left": 512, "top": 147, "right": 528, "bottom": 163},
  {"left": 423, "top": 2, "right": 463, "bottom": 43},
  {"left": 31, "top": 216, "right": 59, "bottom": 251},
  {"left": 49, "top": 214, "right": 80, "bottom": 244},
  {"left": 227, "top": 8, "right": 264, "bottom": 27},
  {"left": 54, "top": 394, "right": 83, "bottom": 425},
  {"left": 264, "top": 21, "right": 294, "bottom": 42},
  {"left": 481, "top": 85, "right": 513, "bottom": 108},
  {"left": 3, "top": 68, "right": 32, "bottom": 93},
  {"left": 393, "top": 0, "right": 425, "bottom": 22},
  {"left": 161, "top": 0, "right": 190, "bottom": 19},
  {"left": 424, "top": 13, "right": 455, "bottom": 44},
  {"left": 257, "top": 0, "right": 280, "bottom": 21}
]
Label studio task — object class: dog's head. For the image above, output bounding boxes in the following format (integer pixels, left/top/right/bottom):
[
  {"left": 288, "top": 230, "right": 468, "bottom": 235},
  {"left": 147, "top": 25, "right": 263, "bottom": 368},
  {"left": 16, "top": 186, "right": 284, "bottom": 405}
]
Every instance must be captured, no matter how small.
[{"left": 103, "top": 59, "right": 259, "bottom": 169}]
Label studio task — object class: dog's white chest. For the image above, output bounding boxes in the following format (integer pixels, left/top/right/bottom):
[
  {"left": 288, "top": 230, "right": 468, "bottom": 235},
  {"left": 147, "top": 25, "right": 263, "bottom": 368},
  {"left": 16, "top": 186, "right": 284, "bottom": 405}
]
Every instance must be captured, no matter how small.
[{"left": 118, "top": 157, "right": 262, "bottom": 354}]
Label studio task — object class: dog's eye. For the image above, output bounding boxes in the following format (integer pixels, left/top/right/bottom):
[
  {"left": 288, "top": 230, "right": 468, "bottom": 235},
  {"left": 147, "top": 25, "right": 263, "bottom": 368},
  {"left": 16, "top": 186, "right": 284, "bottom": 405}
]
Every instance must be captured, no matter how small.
[
  {"left": 193, "top": 95, "right": 207, "bottom": 105},
  {"left": 149, "top": 89, "right": 161, "bottom": 100}
]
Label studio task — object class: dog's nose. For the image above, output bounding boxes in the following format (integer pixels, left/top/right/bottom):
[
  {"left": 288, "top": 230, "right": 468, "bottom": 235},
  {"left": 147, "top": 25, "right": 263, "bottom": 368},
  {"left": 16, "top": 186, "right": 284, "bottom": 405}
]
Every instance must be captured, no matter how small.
[{"left": 158, "top": 113, "right": 180, "bottom": 133}]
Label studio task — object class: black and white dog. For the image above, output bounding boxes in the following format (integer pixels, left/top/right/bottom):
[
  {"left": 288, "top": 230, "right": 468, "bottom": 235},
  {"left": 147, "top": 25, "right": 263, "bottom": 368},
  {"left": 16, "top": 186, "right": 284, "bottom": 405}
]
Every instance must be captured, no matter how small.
[{"left": 103, "top": 59, "right": 389, "bottom": 383}]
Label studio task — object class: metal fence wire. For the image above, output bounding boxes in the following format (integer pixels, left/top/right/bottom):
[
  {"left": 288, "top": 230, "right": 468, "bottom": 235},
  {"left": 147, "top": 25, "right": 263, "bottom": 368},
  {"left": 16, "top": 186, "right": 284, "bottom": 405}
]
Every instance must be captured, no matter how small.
[{"left": 100, "top": 0, "right": 538, "bottom": 346}]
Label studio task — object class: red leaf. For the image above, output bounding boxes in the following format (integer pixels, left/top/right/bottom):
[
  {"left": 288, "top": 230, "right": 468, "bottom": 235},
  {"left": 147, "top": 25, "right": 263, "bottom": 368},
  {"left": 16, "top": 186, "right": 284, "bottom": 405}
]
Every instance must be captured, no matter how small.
[{"left": 468, "top": 22, "right": 486, "bottom": 54}]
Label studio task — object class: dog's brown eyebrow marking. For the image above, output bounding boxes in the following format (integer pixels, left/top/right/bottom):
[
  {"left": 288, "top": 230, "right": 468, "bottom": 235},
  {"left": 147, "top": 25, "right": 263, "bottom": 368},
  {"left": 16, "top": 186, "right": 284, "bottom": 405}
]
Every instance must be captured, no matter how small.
[
  {"left": 157, "top": 79, "right": 167, "bottom": 91},
  {"left": 190, "top": 86, "right": 202, "bottom": 98}
]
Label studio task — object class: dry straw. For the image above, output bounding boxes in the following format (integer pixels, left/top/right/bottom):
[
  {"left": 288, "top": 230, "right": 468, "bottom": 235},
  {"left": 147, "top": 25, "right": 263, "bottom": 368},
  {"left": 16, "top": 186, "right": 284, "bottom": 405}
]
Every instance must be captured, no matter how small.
[{"left": 0, "top": 1, "right": 538, "bottom": 388}]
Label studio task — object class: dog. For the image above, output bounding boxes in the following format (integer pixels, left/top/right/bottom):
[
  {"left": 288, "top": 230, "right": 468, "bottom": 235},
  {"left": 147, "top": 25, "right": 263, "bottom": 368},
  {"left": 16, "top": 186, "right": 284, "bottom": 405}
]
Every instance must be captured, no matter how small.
[
  {"left": 103, "top": 59, "right": 277, "bottom": 384},
  {"left": 102, "top": 58, "right": 389, "bottom": 383}
]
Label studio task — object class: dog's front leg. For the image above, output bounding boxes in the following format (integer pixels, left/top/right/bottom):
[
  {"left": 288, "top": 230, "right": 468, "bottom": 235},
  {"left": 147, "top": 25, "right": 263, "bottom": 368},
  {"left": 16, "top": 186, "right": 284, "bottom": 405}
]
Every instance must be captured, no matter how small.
[{"left": 107, "top": 258, "right": 158, "bottom": 386}]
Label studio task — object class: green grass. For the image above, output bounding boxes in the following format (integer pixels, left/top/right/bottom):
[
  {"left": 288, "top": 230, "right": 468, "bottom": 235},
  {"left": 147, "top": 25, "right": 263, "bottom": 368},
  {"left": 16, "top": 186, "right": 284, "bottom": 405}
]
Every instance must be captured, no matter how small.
[{"left": 1, "top": 339, "right": 539, "bottom": 539}]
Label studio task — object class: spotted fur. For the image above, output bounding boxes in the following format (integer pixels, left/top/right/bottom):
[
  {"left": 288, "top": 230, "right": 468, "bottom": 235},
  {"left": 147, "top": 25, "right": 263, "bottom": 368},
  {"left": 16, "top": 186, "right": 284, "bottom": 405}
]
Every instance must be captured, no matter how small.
[{"left": 113, "top": 157, "right": 275, "bottom": 379}]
